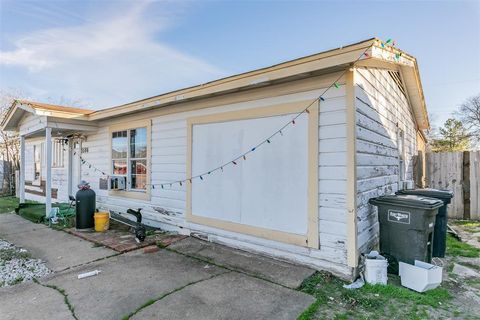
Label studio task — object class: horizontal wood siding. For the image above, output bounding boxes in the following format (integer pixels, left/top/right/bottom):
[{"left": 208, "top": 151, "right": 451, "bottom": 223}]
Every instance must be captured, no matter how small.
[
  {"left": 19, "top": 113, "right": 45, "bottom": 137},
  {"left": 318, "top": 87, "right": 348, "bottom": 257},
  {"left": 17, "top": 72, "right": 355, "bottom": 278},
  {"left": 78, "top": 73, "right": 352, "bottom": 277},
  {"left": 355, "top": 68, "right": 418, "bottom": 253}
]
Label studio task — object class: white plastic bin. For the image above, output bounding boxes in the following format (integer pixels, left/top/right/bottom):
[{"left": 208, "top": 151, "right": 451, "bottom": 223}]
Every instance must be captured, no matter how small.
[
  {"left": 399, "top": 260, "right": 442, "bottom": 292},
  {"left": 365, "top": 251, "right": 388, "bottom": 285}
]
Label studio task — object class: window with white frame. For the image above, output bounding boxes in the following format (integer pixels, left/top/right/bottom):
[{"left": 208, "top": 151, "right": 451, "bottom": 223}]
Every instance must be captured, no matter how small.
[
  {"left": 111, "top": 127, "right": 147, "bottom": 190},
  {"left": 52, "top": 140, "right": 65, "bottom": 168}
]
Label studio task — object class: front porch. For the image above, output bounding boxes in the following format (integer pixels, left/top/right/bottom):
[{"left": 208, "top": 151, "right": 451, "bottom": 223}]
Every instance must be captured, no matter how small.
[{"left": 6, "top": 100, "right": 99, "bottom": 218}]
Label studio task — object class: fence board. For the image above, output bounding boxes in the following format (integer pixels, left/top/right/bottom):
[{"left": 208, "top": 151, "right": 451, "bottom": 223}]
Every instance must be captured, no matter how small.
[
  {"left": 426, "top": 152, "right": 464, "bottom": 219},
  {"left": 470, "top": 151, "right": 480, "bottom": 220},
  {"left": 426, "top": 151, "right": 480, "bottom": 220}
]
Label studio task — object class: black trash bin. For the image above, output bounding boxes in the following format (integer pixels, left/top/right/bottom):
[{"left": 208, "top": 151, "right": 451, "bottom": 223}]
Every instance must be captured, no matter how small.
[
  {"left": 369, "top": 195, "right": 443, "bottom": 273},
  {"left": 396, "top": 188, "right": 453, "bottom": 257}
]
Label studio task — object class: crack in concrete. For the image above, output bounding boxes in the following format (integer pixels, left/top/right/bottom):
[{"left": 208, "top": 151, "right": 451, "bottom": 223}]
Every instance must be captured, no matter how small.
[
  {"left": 33, "top": 278, "right": 78, "bottom": 320},
  {"left": 121, "top": 270, "right": 231, "bottom": 320},
  {"left": 165, "top": 246, "right": 294, "bottom": 290},
  {"left": 55, "top": 252, "right": 122, "bottom": 273}
]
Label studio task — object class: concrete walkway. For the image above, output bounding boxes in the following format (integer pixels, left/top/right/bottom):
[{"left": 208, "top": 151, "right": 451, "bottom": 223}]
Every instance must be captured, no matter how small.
[
  {"left": 169, "top": 237, "right": 315, "bottom": 288},
  {"left": 0, "top": 214, "right": 315, "bottom": 320},
  {"left": 0, "top": 214, "right": 116, "bottom": 271},
  {"left": 0, "top": 282, "right": 74, "bottom": 320}
]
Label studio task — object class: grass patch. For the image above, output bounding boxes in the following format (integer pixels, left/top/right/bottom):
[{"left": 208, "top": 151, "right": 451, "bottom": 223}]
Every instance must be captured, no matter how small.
[
  {"left": 0, "top": 196, "right": 19, "bottom": 213},
  {"left": 452, "top": 220, "right": 480, "bottom": 233},
  {"left": 446, "top": 234, "right": 480, "bottom": 258},
  {"left": 297, "top": 272, "right": 452, "bottom": 320},
  {"left": 0, "top": 196, "right": 39, "bottom": 214},
  {"left": 17, "top": 202, "right": 72, "bottom": 224},
  {"left": 0, "top": 247, "right": 30, "bottom": 261},
  {"left": 18, "top": 203, "right": 47, "bottom": 223},
  {"left": 10, "top": 276, "right": 24, "bottom": 285},
  {"left": 453, "top": 220, "right": 480, "bottom": 227},
  {"left": 361, "top": 283, "right": 450, "bottom": 307}
]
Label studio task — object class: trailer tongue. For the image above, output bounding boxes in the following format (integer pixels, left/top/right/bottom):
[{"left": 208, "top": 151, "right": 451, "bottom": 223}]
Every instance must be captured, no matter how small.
[{"left": 109, "top": 208, "right": 147, "bottom": 242}]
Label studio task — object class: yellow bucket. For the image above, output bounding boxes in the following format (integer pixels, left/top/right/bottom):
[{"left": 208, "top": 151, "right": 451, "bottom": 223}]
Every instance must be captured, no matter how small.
[{"left": 94, "top": 212, "right": 110, "bottom": 232}]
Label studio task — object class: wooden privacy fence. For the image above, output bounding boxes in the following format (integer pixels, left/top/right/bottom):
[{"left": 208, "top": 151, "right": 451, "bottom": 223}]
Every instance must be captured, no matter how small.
[{"left": 425, "top": 151, "right": 480, "bottom": 220}]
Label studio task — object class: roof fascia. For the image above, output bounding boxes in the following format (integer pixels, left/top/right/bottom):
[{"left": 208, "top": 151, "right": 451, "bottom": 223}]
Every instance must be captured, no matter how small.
[{"left": 89, "top": 39, "right": 377, "bottom": 121}]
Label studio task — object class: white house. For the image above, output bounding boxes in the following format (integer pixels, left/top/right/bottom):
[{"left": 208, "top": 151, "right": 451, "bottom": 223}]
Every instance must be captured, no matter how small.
[{"left": 1, "top": 38, "right": 429, "bottom": 279}]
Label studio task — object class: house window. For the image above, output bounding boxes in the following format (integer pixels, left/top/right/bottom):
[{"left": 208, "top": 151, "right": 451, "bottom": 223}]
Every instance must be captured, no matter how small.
[
  {"left": 52, "top": 140, "right": 65, "bottom": 168},
  {"left": 111, "top": 127, "right": 147, "bottom": 191}
]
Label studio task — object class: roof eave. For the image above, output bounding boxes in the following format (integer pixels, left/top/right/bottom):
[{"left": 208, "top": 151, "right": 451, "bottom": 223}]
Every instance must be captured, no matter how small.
[
  {"left": 89, "top": 38, "right": 378, "bottom": 121},
  {"left": 1, "top": 100, "right": 93, "bottom": 132},
  {"left": 1, "top": 100, "right": 22, "bottom": 131},
  {"left": 355, "top": 42, "right": 430, "bottom": 130}
]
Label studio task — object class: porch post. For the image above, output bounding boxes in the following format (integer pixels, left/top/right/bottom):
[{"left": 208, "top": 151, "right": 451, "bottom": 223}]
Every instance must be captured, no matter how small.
[
  {"left": 77, "top": 139, "right": 82, "bottom": 186},
  {"left": 19, "top": 135, "right": 25, "bottom": 203},
  {"left": 67, "top": 139, "right": 73, "bottom": 197},
  {"left": 45, "top": 127, "right": 52, "bottom": 218}
]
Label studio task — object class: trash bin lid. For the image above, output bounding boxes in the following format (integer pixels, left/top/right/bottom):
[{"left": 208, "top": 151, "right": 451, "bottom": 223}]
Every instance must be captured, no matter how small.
[
  {"left": 396, "top": 188, "right": 453, "bottom": 199},
  {"left": 369, "top": 194, "right": 444, "bottom": 210}
]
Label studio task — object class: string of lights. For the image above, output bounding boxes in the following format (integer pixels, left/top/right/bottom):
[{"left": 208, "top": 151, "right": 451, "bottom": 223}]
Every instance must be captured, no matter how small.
[
  {"left": 64, "top": 40, "right": 399, "bottom": 189},
  {"left": 58, "top": 143, "right": 108, "bottom": 177}
]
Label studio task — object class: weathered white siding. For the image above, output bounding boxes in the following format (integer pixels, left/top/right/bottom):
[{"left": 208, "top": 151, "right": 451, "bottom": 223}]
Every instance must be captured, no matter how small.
[
  {"left": 318, "top": 87, "right": 348, "bottom": 259},
  {"left": 76, "top": 72, "right": 352, "bottom": 277},
  {"left": 355, "top": 68, "right": 418, "bottom": 254},
  {"left": 18, "top": 67, "right": 423, "bottom": 279},
  {"left": 18, "top": 112, "right": 45, "bottom": 137}
]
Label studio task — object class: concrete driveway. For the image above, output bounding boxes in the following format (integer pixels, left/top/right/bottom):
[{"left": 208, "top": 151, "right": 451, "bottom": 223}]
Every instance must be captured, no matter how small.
[{"left": 0, "top": 214, "right": 315, "bottom": 320}]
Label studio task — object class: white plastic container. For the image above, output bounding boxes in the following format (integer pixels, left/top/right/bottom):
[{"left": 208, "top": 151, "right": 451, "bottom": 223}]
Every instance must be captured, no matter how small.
[
  {"left": 364, "top": 251, "right": 388, "bottom": 285},
  {"left": 399, "top": 260, "right": 442, "bottom": 292}
]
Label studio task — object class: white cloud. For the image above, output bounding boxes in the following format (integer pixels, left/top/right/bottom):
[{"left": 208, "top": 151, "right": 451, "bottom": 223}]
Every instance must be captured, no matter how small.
[
  {"left": 0, "top": 1, "right": 224, "bottom": 108},
  {"left": 0, "top": 48, "right": 50, "bottom": 71}
]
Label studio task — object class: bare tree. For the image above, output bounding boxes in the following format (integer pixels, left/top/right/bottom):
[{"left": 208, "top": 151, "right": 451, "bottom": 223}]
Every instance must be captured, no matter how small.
[
  {"left": 0, "top": 90, "right": 24, "bottom": 194},
  {"left": 458, "top": 94, "right": 480, "bottom": 144}
]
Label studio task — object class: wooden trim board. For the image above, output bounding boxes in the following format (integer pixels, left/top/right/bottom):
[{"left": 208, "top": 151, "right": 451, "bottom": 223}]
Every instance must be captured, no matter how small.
[
  {"left": 108, "top": 119, "right": 152, "bottom": 201},
  {"left": 186, "top": 100, "right": 319, "bottom": 248},
  {"left": 346, "top": 68, "right": 359, "bottom": 267}
]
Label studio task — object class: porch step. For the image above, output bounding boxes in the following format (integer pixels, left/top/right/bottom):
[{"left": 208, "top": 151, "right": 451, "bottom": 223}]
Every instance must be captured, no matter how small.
[{"left": 25, "top": 185, "right": 43, "bottom": 193}]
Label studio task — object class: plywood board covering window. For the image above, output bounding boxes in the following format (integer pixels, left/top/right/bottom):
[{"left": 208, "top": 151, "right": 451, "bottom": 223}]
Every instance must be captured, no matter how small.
[
  {"left": 109, "top": 120, "right": 151, "bottom": 200},
  {"left": 186, "top": 101, "right": 319, "bottom": 248}
]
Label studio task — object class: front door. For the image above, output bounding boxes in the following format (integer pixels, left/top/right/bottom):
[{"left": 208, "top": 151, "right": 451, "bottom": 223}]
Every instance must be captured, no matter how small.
[{"left": 33, "top": 143, "right": 42, "bottom": 186}]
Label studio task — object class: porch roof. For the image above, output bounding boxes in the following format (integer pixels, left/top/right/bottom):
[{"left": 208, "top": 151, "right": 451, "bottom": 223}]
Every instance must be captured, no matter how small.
[{"left": 2, "top": 100, "right": 94, "bottom": 132}]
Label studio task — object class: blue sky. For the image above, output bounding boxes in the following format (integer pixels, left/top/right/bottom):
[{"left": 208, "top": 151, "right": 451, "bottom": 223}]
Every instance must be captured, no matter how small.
[{"left": 1, "top": 0, "right": 479, "bottom": 128}]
